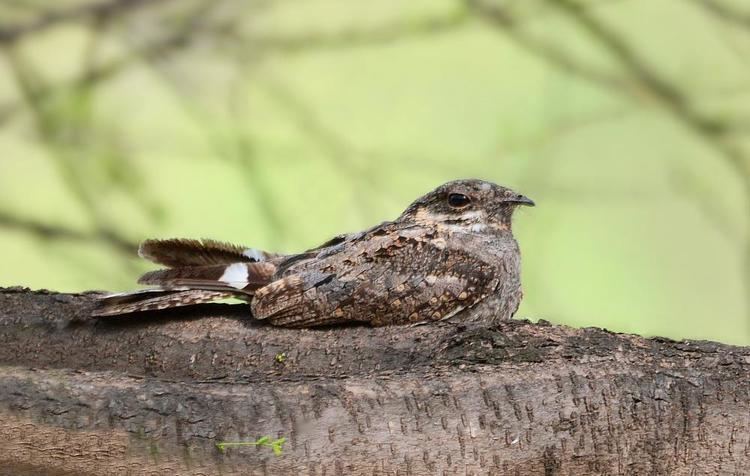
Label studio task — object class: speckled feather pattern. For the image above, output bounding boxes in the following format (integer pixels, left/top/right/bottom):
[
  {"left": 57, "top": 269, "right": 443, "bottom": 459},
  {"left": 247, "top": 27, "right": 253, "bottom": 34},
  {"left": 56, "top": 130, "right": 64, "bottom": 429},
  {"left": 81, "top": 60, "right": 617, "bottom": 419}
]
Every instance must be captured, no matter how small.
[
  {"left": 252, "top": 224, "right": 518, "bottom": 327},
  {"left": 94, "top": 179, "right": 532, "bottom": 326}
]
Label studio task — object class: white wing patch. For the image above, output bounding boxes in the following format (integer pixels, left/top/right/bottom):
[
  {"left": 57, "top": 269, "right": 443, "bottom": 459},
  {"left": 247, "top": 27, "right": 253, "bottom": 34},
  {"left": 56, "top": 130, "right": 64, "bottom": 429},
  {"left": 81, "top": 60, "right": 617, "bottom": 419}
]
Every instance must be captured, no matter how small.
[{"left": 219, "top": 263, "right": 249, "bottom": 289}]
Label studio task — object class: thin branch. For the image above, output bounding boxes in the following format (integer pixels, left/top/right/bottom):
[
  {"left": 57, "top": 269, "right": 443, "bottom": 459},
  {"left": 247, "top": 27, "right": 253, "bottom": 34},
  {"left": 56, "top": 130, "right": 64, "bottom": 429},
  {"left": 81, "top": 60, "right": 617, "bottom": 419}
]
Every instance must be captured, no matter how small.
[
  {"left": 241, "top": 8, "right": 470, "bottom": 54},
  {"left": 550, "top": 0, "right": 750, "bottom": 198},
  {"left": 4, "top": 48, "right": 101, "bottom": 221},
  {"left": 0, "top": 211, "right": 138, "bottom": 255},
  {"left": 0, "top": 5, "right": 468, "bottom": 129},
  {"left": 3, "top": 43, "right": 159, "bottom": 255},
  {"left": 0, "top": 0, "right": 174, "bottom": 44},
  {"left": 550, "top": 0, "right": 750, "bottom": 328},
  {"left": 687, "top": 0, "right": 750, "bottom": 31},
  {"left": 470, "top": 0, "right": 750, "bottom": 206},
  {"left": 470, "top": 0, "right": 750, "bottom": 325},
  {"left": 0, "top": 1, "right": 219, "bottom": 128},
  {"left": 129, "top": 2, "right": 294, "bottom": 245},
  {"left": 465, "top": 0, "right": 625, "bottom": 90},
  {"left": 468, "top": 0, "right": 750, "bottom": 150}
]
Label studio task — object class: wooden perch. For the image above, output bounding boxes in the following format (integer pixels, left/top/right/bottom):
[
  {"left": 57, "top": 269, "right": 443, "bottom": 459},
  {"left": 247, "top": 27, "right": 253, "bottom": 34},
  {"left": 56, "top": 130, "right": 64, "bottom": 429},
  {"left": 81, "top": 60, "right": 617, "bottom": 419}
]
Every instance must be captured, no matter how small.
[{"left": 0, "top": 287, "right": 748, "bottom": 475}]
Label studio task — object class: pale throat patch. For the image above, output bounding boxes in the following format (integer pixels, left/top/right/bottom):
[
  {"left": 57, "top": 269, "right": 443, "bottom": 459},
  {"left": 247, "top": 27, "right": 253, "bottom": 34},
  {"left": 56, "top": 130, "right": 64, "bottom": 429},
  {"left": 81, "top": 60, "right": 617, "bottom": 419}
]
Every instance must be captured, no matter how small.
[
  {"left": 414, "top": 208, "right": 503, "bottom": 233},
  {"left": 219, "top": 262, "right": 249, "bottom": 289},
  {"left": 415, "top": 208, "right": 484, "bottom": 223}
]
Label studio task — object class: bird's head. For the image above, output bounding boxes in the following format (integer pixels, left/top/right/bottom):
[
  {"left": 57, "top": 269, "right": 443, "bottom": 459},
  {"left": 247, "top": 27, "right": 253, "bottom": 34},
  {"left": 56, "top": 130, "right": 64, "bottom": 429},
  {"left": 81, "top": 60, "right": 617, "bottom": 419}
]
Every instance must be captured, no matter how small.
[{"left": 400, "top": 179, "right": 534, "bottom": 233}]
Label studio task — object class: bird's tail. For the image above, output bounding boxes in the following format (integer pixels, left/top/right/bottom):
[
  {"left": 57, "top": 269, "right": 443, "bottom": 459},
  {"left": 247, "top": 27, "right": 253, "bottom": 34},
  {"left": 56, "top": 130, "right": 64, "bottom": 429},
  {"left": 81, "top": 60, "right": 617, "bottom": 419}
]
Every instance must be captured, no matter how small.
[
  {"left": 92, "top": 288, "right": 241, "bottom": 316},
  {"left": 94, "top": 238, "right": 280, "bottom": 317}
]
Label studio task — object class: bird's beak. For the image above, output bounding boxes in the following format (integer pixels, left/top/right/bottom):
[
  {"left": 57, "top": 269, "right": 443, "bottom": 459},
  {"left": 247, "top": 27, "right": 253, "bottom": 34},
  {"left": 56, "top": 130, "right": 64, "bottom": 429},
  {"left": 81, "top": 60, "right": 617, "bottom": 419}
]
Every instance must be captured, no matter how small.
[{"left": 509, "top": 194, "right": 535, "bottom": 207}]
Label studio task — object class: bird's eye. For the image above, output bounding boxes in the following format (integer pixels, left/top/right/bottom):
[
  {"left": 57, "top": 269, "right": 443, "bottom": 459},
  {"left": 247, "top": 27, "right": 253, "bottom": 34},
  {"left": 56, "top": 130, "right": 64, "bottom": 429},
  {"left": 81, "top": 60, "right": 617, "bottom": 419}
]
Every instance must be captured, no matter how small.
[{"left": 447, "top": 193, "right": 471, "bottom": 208}]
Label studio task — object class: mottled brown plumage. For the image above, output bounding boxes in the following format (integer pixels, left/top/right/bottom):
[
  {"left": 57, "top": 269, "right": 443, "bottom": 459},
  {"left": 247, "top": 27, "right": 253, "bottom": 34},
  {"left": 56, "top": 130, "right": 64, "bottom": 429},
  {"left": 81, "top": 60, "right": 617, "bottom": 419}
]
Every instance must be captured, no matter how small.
[{"left": 94, "top": 179, "right": 534, "bottom": 326}]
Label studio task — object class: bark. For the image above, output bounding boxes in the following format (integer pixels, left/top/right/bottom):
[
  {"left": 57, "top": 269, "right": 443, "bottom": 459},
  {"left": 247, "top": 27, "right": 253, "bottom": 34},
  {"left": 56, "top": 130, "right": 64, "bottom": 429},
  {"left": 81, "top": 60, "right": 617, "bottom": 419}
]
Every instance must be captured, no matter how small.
[{"left": 0, "top": 287, "right": 748, "bottom": 475}]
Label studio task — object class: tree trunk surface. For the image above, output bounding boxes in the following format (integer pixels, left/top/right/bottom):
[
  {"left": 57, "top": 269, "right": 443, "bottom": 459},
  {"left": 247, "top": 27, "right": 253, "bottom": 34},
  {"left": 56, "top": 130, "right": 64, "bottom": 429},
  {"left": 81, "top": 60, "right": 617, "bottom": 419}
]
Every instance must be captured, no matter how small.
[{"left": 0, "top": 287, "right": 747, "bottom": 475}]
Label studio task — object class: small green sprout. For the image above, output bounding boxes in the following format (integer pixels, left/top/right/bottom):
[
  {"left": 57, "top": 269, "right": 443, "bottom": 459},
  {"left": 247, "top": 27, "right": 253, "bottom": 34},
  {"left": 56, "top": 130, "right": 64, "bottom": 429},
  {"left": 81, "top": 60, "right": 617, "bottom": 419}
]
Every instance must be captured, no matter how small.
[
  {"left": 275, "top": 352, "right": 287, "bottom": 363},
  {"left": 216, "top": 436, "right": 286, "bottom": 456}
]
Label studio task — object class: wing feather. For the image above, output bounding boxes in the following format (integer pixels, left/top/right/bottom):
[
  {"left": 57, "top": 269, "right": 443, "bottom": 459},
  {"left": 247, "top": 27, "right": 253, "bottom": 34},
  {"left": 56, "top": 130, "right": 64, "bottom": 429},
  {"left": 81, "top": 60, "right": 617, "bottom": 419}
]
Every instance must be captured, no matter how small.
[
  {"left": 138, "top": 262, "right": 276, "bottom": 291},
  {"left": 252, "top": 231, "right": 499, "bottom": 327},
  {"left": 139, "top": 238, "right": 280, "bottom": 268}
]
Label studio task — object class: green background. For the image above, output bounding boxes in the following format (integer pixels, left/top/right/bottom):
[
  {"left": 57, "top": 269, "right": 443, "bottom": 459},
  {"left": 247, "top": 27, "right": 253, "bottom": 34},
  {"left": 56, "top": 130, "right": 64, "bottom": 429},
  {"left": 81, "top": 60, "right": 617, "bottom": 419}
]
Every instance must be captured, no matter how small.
[{"left": 1, "top": 0, "right": 748, "bottom": 344}]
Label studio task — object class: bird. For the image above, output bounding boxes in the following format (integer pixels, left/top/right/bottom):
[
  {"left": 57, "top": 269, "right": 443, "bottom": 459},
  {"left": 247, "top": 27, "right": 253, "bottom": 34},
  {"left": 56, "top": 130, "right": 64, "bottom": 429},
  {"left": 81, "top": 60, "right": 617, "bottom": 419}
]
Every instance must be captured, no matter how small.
[{"left": 93, "top": 179, "right": 534, "bottom": 327}]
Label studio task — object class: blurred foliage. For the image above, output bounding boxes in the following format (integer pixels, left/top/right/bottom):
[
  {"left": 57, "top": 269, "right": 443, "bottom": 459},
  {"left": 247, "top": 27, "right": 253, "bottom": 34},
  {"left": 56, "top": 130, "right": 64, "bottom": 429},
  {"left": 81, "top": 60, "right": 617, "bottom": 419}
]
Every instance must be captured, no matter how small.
[{"left": 0, "top": 0, "right": 749, "bottom": 344}]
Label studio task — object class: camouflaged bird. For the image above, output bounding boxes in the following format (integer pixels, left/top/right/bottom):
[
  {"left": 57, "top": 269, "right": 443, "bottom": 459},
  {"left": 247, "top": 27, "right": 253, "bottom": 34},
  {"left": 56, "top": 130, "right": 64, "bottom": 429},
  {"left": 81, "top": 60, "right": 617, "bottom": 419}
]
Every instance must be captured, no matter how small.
[{"left": 94, "top": 179, "right": 534, "bottom": 326}]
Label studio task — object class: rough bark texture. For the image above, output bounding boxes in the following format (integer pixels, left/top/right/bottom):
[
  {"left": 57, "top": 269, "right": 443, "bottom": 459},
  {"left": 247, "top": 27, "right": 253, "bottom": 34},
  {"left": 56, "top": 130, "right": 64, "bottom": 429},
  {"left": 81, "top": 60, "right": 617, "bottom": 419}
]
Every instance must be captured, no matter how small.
[{"left": 0, "top": 287, "right": 748, "bottom": 475}]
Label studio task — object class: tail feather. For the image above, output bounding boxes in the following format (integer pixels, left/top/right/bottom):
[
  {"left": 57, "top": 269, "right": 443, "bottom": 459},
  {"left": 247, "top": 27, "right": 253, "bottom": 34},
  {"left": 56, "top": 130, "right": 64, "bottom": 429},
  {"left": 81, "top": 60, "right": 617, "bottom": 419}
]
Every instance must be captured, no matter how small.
[
  {"left": 93, "top": 289, "right": 241, "bottom": 316},
  {"left": 138, "top": 238, "right": 280, "bottom": 268},
  {"left": 93, "top": 237, "right": 284, "bottom": 317},
  {"left": 138, "top": 261, "right": 276, "bottom": 290}
]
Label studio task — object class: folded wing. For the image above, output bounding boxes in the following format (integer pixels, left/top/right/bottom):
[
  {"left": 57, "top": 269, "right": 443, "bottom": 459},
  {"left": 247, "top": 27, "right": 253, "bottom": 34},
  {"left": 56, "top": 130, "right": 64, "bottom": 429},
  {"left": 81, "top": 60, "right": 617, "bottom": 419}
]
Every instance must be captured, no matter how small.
[
  {"left": 138, "top": 238, "right": 281, "bottom": 267},
  {"left": 251, "top": 231, "right": 499, "bottom": 327}
]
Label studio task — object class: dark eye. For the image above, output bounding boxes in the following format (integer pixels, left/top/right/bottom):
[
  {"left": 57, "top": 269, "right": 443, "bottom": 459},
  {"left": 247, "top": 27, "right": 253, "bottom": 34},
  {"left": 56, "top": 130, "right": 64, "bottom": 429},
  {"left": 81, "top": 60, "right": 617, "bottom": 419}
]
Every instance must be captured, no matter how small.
[{"left": 447, "top": 193, "right": 471, "bottom": 208}]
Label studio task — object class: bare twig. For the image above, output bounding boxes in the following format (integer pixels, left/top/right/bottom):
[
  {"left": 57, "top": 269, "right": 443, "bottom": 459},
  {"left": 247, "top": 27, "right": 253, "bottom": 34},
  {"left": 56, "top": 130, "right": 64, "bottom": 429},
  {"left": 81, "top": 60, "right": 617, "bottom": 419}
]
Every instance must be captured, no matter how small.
[
  {"left": 551, "top": 0, "right": 750, "bottom": 189},
  {"left": 469, "top": 0, "right": 750, "bottom": 325},
  {"left": 0, "top": 6, "right": 211, "bottom": 128},
  {"left": 0, "top": 5, "right": 468, "bottom": 129},
  {"left": 687, "top": 0, "right": 750, "bottom": 31},
  {"left": 465, "top": 0, "right": 625, "bottom": 90},
  {"left": 243, "top": 8, "right": 470, "bottom": 54},
  {"left": 551, "top": 0, "right": 750, "bottom": 326},
  {"left": 0, "top": 211, "right": 138, "bottom": 255},
  {"left": 0, "top": 0, "right": 174, "bottom": 44},
  {"left": 3, "top": 43, "right": 153, "bottom": 260},
  {"left": 130, "top": 1, "right": 294, "bottom": 245}
]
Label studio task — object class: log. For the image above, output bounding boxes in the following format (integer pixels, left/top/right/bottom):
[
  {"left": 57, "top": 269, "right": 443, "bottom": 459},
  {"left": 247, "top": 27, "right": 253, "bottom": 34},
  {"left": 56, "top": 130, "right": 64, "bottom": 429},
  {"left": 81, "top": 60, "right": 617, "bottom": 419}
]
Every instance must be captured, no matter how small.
[{"left": 0, "top": 287, "right": 748, "bottom": 475}]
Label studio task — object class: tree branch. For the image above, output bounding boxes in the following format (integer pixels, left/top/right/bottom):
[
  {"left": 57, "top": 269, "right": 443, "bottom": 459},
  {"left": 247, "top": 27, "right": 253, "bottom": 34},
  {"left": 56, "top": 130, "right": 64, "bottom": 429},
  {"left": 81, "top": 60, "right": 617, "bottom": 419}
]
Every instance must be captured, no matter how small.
[
  {"left": 688, "top": 0, "right": 750, "bottom": 31},
  {"left": 0, "top": 0, "right": 174, "bottom": 44},
  {"left": 549, "top": 0, "right": 750, "bottom": 328},
  {"left": 466, "top": 0, "right": 625, "bottom": 90},
  {"left": 551, "top": 0, "right": 750, "bottom": 188},
  {"left": 0, "top": 211, "right": 138, "bottom": 255},
  {"left": 0, "top": 288, "right": 748, "bottom": 474}
]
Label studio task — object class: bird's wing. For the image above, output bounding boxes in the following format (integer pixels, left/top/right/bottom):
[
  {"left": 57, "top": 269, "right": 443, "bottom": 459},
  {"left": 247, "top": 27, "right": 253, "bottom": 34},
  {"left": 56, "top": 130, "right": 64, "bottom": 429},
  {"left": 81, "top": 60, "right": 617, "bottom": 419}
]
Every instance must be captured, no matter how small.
[
  {"left": 137, "top": 261, "right": 277, "bottom": 291},
  {"left": 138, "top": 238, "right": 282, "bottom": 268},
  {"left": 251, "top": 229, "right": 501, "bottom": 327},
  {"left": 94, "top": 261, "right": 278, "bottom": 316},
  {"left": 272, "top": 221, "right": 404, "bottom": 275}
]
